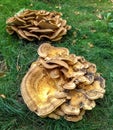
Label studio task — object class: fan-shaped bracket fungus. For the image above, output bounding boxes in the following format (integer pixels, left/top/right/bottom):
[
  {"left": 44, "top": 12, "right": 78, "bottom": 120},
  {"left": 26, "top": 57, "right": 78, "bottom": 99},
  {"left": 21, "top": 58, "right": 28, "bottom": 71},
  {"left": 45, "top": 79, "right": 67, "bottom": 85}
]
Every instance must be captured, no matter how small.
[
  {"left": 21, "top": 43, "right": 106, "bottom": 122},
  {"left": 6, "top": 9, "right": 71, "bottom": 42}
]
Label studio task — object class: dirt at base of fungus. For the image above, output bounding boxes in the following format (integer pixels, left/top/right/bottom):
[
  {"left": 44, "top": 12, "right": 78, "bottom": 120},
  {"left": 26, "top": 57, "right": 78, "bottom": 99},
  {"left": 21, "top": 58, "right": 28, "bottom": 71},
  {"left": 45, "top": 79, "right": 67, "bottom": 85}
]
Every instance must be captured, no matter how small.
[
  {"left": 21, "top": 43, "right": 105, "bottom": 122},
  {"left": 6, "top": 9, "right": 71, "bottom": 42}
]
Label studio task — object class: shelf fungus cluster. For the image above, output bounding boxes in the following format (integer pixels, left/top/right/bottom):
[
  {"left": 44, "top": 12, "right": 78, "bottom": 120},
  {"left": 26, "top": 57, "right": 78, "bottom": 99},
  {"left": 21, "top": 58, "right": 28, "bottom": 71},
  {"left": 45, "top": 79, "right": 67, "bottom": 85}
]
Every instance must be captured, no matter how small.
[
  {"left": 21, "top": 43, "right": 105, "bottom": 122},
  {"left": 6, "top": 9, "right": 71, "bottom": 41}
]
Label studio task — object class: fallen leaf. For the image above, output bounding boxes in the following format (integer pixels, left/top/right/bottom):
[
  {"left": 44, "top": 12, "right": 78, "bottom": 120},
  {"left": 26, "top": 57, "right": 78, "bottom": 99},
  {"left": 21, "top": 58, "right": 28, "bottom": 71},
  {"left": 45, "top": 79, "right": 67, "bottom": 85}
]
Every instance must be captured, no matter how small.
[
  {"left": 16, "top": 55, "right": 21, "bottom": 71},
  {"left": 0, "top": 60, "right": 7, "bottom": 77},
  {"left": 90, "top": 29, "right": 96, "bottom": 33},
  {"left": 72, "top": 40, "right": 76, "bottom": 45},
  {"left": 0, "top": 71, "right": 6, "bottom": 78},
  {"left": 0, "top": 94, "right": 6, "bottom": 99},
  {"left": 88, "top": 42, "right": 94, "bottom": 48},
  {"left": 73, "top": 31, "right": 77, "bottom": 37},
  {"left": 96, "top": 14, "right": 103, "bottom": 19},
  {"left": 82, "top": 34, "right": 88, "bottom": 39},
  {"left": 55, "top": 5, "right": 61, "bottom": 9},
  {"left": 74, "top": 11, "right": 80, "bottom": 15},
  {"left": 96, "top": 9, "right": 99, "bottom": 12},
  {"left": 30, "top": 3, "right": 33, "bottom": 7}
]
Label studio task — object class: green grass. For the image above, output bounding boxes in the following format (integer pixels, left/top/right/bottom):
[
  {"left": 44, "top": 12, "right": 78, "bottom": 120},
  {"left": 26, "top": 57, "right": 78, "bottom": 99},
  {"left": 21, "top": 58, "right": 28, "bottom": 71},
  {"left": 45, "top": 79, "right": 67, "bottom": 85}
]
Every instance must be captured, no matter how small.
[{"left": 0, "top": 0, "right": 113, "bottom": 130}]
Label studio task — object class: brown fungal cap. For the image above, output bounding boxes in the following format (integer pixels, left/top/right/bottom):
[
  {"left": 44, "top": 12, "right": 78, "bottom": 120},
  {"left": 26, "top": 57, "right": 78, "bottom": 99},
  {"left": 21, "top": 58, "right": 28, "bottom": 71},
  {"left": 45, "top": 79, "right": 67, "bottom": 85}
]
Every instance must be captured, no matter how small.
[
  {"left": 21, "top": 43, "right": 106, "bottom": 122},
  {"left": 64, "top": 109, "right": 85, "bottom": 122},
  {"left": 49, "top": 68, "right": 60, "bottom": 79},
  {"left": 63, "top": 90, "right": 96, "bottom": 113},
  {"left": 61, "top": 103, "right": 80, "bottom": 115},
  {"left": 21, "top": 64, "right": 66, "bottom": 116},
  {"left": 80, "top": 76, "right": 105, "bottom": 100},
  {"left": 48, "top": 112, "right": 61, "bottom": 120},
  {"left": 6, "top": 9, "right": 71, "bottom": 42},
  {"left": 38, "top": 43, "right": 69, "bottom": 59}
]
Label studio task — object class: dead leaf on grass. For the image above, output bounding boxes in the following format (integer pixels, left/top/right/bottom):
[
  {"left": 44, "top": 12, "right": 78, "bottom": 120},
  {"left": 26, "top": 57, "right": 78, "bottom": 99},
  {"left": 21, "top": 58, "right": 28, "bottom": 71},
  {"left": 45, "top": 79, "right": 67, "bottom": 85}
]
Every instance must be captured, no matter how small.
[
  {"left": 90, "top": 29, "right": 96, "bottom": 33},
  {"left": 30, "top": 3, "right": 33, "bottom": 7},
  {"left": 82, "top": 34, "right": 88, "bottom": 39},
  {"left": 0, "top": 60, "right": 7, "bottom": 78},
  {"left": 0, "top": 72, "right": 6, "bottom": 78},
  {"left": 96, "top": 14, "right": 103, "bottom": 20},
  {"left": 72, "top": 40, "right": 76, "bottom": 45},
  {"left": 88, "top": 42, "right": 94, "bottom": 48},
  {"left": 74, "top": 11, "right": 80, "bottom": 15},
  {"left": 0, "top": 94, "right": 6, "bottom": 99},
  {"left": 73, "top": 31, "right": 77, "bottom": 37},
  {"left": 16, "top": 55, "right": 21, "bottom": 71},
  {"left": 55, "top": 5, "right": 62, "bottom": 9}
]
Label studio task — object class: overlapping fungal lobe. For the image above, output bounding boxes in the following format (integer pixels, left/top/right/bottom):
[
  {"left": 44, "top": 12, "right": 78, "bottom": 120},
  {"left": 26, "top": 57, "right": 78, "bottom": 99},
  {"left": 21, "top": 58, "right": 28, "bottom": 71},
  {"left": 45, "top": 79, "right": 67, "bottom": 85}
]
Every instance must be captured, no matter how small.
[
  {"left": 21, "top": 43, "right": 105, "bottom": 122},
  {"left": 6, "top": 9, "right": 71, "bottom": 41}
]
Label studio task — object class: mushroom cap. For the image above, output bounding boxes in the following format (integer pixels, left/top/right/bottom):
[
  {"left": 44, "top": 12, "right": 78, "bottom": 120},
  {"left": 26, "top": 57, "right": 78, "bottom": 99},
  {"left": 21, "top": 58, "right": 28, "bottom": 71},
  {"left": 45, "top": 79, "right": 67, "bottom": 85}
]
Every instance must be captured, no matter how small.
[
  {"left": 38, "top": 43, "right": 52, "bottom": 58},
  {"left": 39, "top": 58, "right": 59, "bottom": 69},
  {"left": 6, "top": 26, "right": 14, "bottom": 35},
  {"left": 61, "top": 67, "right": 85, "bottom": 78},
  {"left": 63, "top": 82, "right": 76, "bottom": 90},
  {"left": 82, "top": 76, "right": 105, "bottom": 100},
  {"left": 48, "top": 112, "right": 60, "bottom": 120},
  {"left": 61, "top": 103, "right": 80, "bottom": 115},
  {"left": 77, "top": 72, "right": 95, "bottom": 85},
  {"left": 47, "top": 106, "right": 65, "bottom": 119},
  {"left": 47, "top": 59, "right": 69, "bottom": 69},
  {"left": 68, "top": 90, "right": 96, "bottom": 111},
  {"left": 64, "top": 109, "right": 85, "bottom": 122},
  {"left": 38, "top": 43, "right": 69, "bottom": 59},
  {"left": 54, "top": 107, "right": 65, "bottom": 116},
  {"left": 54, "top": 91, "right": 68, "bottom": 99},
  {"left": 21, "top": 62, "right": 66, "bottom": 116},
  {"left": 49, "top": 68, "right": 60, "bottom": 79}
]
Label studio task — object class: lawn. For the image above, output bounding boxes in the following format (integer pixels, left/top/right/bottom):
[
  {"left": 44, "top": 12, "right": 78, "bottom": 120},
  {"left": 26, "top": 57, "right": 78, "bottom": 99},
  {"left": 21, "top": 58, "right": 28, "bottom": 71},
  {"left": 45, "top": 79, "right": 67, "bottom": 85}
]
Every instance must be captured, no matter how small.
[{"left": 0, "top": 0, "right": 113, "bottom": 130}]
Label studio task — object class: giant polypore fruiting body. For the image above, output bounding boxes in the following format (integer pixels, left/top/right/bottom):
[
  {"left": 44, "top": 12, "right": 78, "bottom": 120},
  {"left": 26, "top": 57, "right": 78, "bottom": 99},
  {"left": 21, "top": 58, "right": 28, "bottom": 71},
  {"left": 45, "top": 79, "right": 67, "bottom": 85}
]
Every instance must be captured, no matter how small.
[
  {"left": 21, "top": 43, "right": 105, "bottom": 122},
  {"left": 6, "top": 9, "right": 71, "bottom": 41}
]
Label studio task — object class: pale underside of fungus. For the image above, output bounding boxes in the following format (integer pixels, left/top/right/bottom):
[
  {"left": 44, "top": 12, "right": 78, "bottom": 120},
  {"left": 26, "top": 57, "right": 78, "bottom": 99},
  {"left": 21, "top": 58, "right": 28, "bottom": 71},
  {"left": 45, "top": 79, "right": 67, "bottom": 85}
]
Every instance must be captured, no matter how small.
[
  {"left": 21, "top": 43, "right": 105, "bottom": 122},
  {"left": 6, "top": 9, "right": 71, "bottom": 41}
]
